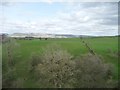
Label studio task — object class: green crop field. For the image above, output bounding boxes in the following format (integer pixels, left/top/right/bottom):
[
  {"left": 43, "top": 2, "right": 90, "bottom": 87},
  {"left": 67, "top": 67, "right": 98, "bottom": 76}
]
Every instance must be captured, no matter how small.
[{"left": 2, "top": 36, "right": 119, "bottom": 88}]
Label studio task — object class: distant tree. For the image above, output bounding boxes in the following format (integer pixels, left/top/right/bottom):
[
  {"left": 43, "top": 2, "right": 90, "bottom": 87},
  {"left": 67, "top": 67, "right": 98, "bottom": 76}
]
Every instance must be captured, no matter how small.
[
  {"left": 45, "top": 38, "right": 48, "bottom": 40},
  {"left": 39, "top": 37, "right": 41, "bottom": 40}
]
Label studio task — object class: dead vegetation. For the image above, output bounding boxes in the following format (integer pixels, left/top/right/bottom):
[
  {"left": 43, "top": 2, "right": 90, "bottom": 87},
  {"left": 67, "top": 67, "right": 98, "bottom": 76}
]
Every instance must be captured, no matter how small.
[
  {"left": 74, "top": 54, "right": 117, "bottom": 88},
  {"left": 29, "top": 44, "right": 117, "bottom": 88}
]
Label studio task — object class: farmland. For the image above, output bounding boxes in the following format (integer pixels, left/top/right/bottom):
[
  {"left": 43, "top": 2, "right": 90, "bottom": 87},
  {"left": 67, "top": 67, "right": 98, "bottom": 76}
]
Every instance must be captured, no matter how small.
[{"left": 2, "top": 36, "right": 119, "bottom": 88}]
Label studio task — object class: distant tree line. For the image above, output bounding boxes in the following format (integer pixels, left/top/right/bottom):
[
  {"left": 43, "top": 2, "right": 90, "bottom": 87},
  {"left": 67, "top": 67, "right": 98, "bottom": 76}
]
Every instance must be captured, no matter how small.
[{"left": 14, "top": 37, "right": 48, "bottom": 40}]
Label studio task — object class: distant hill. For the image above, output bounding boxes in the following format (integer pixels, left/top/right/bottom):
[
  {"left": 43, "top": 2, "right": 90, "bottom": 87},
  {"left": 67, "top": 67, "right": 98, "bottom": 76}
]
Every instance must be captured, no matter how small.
[{"left": 4, "top": 33, "right": 119, "bottom": 38}]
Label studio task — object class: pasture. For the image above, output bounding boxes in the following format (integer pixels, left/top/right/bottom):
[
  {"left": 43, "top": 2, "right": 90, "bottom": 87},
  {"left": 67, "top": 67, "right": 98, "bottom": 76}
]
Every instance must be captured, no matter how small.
[{"left": 2, "top": 36, "right": 119, "bottom": 88}]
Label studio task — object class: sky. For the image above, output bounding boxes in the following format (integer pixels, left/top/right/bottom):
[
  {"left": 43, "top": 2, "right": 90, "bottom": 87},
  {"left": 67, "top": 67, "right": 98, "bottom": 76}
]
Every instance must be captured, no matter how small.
[{"left": 0, "top": 1, "right": 118, "bottom": 36}]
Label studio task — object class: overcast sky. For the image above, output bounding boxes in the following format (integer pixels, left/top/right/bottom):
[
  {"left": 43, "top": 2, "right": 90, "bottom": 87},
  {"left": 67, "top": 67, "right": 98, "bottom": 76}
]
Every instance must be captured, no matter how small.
[{"left": 0, "top": 1, "right": 118, "bottom": 36}]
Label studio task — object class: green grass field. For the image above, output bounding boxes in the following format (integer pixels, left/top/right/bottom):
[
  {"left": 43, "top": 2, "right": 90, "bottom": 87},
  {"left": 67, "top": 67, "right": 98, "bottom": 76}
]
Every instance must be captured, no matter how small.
[{"left": 2, "top": 37, "right": 119, "bottom": 88}]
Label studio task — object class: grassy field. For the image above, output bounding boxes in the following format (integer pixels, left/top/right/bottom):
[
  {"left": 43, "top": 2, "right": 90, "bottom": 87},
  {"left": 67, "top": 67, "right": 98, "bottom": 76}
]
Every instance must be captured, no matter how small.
[{"left": 2, "top": 36, "right": 119, "bottom": 88}]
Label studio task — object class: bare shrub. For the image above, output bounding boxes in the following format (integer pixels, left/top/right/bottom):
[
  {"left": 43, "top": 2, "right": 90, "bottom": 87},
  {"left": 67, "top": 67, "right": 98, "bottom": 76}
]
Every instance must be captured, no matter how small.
[
  {"left": 2, "top": 38, "right": 21, "bottom": 88},
  {"left": 74, "top": 54, "right": 117, "bottom": 88},
  {"left": 2, "top": 68, "right": 24, "bottom": 88},
  {"left": 29, "top": 44, "right": 117, "bottom": 88},
  {"left": 28, "top": 52, "right": 43, "bottom": 75},
  {"left": 3, "top": 38, "right": 20, "bottom": 67},
  {"left": 12, "top": 78, "right": 24, "bottom": 88},
  {"left": 2, "top": 68, "right": 17, "bottom": 88},
  {"left": 30, "top": 44, "right": 75, "bottom": 88}
]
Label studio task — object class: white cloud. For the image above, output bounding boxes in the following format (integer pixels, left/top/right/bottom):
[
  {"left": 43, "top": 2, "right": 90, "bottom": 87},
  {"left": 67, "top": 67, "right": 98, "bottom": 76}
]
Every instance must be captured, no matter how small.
[
  {"left": 1, "top": 0, "right": 119, "bottom": 3},
  {"left": 1, "top": 2, "right": 118, "bottom": 36}
]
